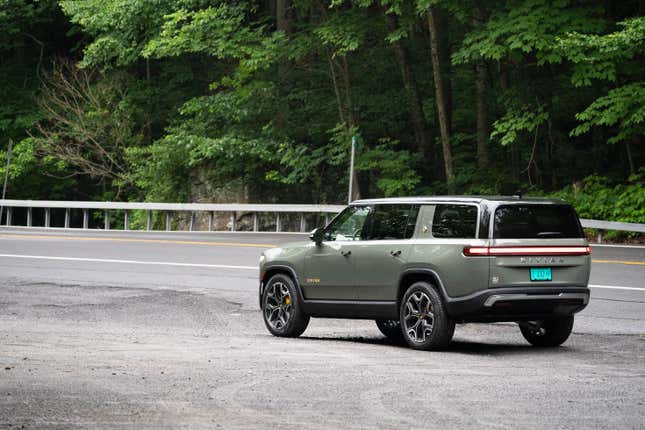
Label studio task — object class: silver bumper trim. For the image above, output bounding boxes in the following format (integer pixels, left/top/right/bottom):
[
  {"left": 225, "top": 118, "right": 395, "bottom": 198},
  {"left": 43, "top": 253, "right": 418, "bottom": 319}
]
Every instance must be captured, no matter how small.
[{"left": 483, "top": 292, "right": 590, "bottom": 307}]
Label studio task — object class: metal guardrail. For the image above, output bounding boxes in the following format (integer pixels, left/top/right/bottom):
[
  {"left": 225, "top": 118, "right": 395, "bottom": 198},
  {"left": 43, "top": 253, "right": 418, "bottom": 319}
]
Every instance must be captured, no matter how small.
[
  {"left": 0, "top": 200, "right": 643, "bottom": 242},
  {"left": 579, "top": 218, "right": 645, "bottom": 243},
  {"left": 0, "top": 199, "right": 345, "bottom": 233}
]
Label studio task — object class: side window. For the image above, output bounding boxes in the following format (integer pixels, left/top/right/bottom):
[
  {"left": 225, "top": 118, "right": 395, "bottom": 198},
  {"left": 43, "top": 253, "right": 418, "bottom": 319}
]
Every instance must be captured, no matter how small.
[
  {"left": 324, "top": 206, "right": 371, "bottom": 241},
  {"left": 363, "top": 205, "right": 420, "bottom": 240},
  {"left": 432, "top": 204, "right": 478, "bottom": 239}
]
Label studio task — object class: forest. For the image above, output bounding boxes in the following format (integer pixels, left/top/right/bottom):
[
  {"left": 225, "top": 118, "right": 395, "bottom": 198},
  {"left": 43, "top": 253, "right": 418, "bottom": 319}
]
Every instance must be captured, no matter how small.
[{"left": 0, "top": 0, "right": 643, "bottom": 224}]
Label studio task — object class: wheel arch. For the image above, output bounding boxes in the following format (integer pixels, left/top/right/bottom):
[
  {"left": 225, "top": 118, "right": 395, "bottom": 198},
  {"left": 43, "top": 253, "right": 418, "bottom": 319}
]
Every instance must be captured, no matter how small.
[
  {"left": 260, "top": 265, "right": 304, "bottom": 307},
  {"left": 397, "top": 269, "right": 451, "bottom": 307}
]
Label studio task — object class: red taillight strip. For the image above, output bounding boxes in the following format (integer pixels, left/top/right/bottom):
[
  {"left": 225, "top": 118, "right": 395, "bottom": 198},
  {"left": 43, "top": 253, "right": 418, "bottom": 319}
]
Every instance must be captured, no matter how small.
[{"left": 464, "top": 246, "right": 591, "bottom": 256}]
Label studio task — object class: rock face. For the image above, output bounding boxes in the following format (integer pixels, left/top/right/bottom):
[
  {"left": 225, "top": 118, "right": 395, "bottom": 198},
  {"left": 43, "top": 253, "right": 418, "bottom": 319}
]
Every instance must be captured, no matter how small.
[
  {"left": 173, "top": 174, "right": 251, "bottom": 231},
  {"left": 172, "top": 169, "right": 327, "bottom": 233}
]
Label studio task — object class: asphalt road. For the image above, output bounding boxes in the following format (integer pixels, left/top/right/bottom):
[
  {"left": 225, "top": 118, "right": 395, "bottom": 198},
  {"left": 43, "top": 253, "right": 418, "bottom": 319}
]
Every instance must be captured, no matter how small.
[{"left": 0, "top": 227, "right": 643, "bottom": 429}]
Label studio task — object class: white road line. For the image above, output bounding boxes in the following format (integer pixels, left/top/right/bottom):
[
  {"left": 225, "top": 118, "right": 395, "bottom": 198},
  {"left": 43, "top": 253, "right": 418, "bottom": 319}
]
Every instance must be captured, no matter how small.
[
  {"left": 589, "top": 284, "right": 645, "bottom": 292},
  {"left": 591, "top": 244, "right": 645, "bottom": 249},
  {"left": 0, "top": 254, "right": 257, "bottom": 270},
  {"left": 0, "top": 253, "right": 643, "bottom": 291}
]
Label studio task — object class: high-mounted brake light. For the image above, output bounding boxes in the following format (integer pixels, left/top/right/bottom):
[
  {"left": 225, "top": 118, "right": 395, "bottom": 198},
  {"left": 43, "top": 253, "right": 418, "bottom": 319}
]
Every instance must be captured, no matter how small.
[{"left": 463, "top": 246, "right": 591, "bottom": 257}]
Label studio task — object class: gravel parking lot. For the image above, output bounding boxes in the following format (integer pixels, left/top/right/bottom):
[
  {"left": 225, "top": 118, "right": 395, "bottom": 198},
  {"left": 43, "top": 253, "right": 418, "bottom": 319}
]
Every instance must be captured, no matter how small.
[{"left": 1, "top": 230, "right": 644, "bottom": 429}]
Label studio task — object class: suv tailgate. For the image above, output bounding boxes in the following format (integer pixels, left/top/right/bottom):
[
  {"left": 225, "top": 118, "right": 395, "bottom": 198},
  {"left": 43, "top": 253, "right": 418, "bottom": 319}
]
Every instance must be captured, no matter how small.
[{"left": 488, "top": 204, "right": 591, "bottom": 289}]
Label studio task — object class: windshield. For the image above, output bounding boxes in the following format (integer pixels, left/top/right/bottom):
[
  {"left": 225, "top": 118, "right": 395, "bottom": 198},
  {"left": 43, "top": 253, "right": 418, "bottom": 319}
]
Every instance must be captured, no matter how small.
[{"left": 493, "top": 204, "right": 584, "bottom": 239}]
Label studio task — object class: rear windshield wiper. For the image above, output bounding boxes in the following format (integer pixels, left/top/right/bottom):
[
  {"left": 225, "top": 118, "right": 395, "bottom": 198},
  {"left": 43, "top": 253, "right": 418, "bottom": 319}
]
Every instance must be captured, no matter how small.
[{"left": 537, "top": 231, "right": 563, "bottom": 238}]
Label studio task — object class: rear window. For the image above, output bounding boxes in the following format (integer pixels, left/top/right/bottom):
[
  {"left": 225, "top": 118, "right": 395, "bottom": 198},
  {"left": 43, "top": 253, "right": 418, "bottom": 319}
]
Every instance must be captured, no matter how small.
[
  {"left": 494, "top": 204, "right": 583, "bottom": 239},
  {"left": 432, "top": 205, "right": 478, "bottom": 238}
]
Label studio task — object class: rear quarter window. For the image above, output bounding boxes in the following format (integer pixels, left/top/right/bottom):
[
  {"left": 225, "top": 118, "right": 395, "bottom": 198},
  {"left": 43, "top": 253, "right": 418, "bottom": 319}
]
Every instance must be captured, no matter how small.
[
  {"left": 432, "top": 205, "right": 478, "bottom": 238},
  {"left": 494, "top": 204, "right": 584, "bottom": 239}
]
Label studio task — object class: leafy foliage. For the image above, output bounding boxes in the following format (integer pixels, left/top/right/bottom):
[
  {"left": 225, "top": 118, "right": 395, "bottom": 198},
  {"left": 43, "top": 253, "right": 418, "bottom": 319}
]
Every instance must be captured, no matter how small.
[
  {"left": 355, "top": 139, "right": 421, "bottom": 196},
  {"left": 491, "top": 105, "right": 549, "bottom": 146},
  {"left": 452, "top": 0, "right": 604, "bottom": 65},
  {"left": 558, "top": 17, "right": 645, "bottom": 144},
  {"left": 558, "top": 17, "right": 645, "bottom": 87},
  {"left": 571, "top": 83, "right": 645, "bottom": 144},
  {"left": 59, "top": 0, "right": 178, "bottom": 68},
  {"left": 0, "top": 0, "right": 642, "bottom": 225},
  {"left": 550, "top": 170, "right": 645, "bottom": 225}
]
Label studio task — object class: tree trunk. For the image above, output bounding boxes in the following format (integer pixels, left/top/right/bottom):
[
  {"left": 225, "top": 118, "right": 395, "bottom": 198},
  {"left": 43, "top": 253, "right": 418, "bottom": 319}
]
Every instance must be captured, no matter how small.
[
  {"left": 626, "top": 139, "right": 635, "bottom": 175},
  {"left": 436, "top": 11, "right": 452, "bottom": 131},
  {"left": 274, "top": 0, "right": 292, "bottom": 130},
  {"left": 472, "top": 7, "right": 489, "bottom": 170},
  {"left": 384, "top": 13, "right": 432, "bottom": 176},
  {"left": 498, "top": 63, "right": 519, "bottom": 181},
  {"left": 475, "top": 61, "right": 489, "bottom": 170},
  {"left": 276, "top": 0, "right": 292, "bottom": 33},
  {"left": 427, "top": 8, "right": 455, "bottom": 190}
]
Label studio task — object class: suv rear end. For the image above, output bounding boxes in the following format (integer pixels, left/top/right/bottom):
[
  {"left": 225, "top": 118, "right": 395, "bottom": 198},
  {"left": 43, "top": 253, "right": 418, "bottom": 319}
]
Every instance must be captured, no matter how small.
[{"left": 453, "top": 200, "right": 591, "bottom": 322}]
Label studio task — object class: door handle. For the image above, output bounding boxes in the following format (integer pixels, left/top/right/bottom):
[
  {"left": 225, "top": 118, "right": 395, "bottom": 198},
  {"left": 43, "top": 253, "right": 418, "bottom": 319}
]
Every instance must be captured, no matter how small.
[
  {"left": 390, "top": 250, "right": 402, "bottom": 257},
  {"left": 341, "top": 250, "right": 351, "bottom": 257}
]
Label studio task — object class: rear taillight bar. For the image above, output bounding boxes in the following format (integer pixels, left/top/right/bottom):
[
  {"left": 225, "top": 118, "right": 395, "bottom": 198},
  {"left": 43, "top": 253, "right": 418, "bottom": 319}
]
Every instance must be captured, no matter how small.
[{"left": 463, "top": 246, "right": 591, "bottom": 257}]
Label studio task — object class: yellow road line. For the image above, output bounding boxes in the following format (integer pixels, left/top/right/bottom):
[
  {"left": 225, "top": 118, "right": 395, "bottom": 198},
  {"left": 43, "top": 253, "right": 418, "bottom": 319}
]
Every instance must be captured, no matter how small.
[
  {"left": 592, "top": 259, "right": 645, "bottom": 266},
  {"left": 0, "top": 233, "right": 275, "bottom": 249}
]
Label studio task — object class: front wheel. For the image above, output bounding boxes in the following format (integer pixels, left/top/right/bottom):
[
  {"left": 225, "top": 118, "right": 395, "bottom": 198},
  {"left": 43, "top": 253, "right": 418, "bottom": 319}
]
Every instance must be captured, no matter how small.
[
  {"left": 262, "top": 274, "right": 309, "bottom": 337},
  {"left": 519, "top": 315, "right": 574, "bottom": 347},
  {"left": 400, "top": 282, "right": 455, "bottom": 350}
]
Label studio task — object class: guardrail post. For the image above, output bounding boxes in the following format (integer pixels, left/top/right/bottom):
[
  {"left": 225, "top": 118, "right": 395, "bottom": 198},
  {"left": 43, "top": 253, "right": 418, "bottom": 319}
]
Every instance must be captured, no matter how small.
[
  {"left": 165, "top": 212, "right": 171, "bottom": 231},
  {"left": 104, "top": 210, "right": 110, "bottom": 230},
  {"left": 276, "top": 213, "right": 281, "bottom": 232},
  {"left": 26, "top": 208, "right": 32, "bottom": 227},
  {"left": 324, "top": 213, "right": 329, "bottom": 226},
  {"left": 253, "top": 212, "right": 259, "bottom": 232},
  {"left": 230, "top": 211, "right": 237, "bottom": 232},
  {"left": 64, "top": 208, "right": 70, "bottom": 228},
  {"left": 124, "top": 210, "right": 130, "bottom": 231},
  {"left": 208, "top": 211, "right": 214, "bottom": 232},
  {"left": 146, "top": 210, "right": 152, "bottom": 231},
  {"left": 189, "top": 212, "right": 195, "bottom": 231},
  {"left": 597, "top": 229, "right": 604, "bottom": 244},
  {"left": 44, "top": 208, "right": 51, "bottom": 228},
  {"left": 83, "top": 209, "right": 89, "bottom": 229},
  {"left": 5, "top": 207, "right": 11, "bottom": 226},
  {"left": 300, "top": 213, "right": 306, "bottom": 232}
]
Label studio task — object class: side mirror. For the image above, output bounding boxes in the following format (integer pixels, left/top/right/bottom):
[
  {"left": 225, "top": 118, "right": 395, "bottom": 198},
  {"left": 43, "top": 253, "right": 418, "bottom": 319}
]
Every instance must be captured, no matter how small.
[{"left": 309, "top": 227, "right": 325, "bottom": 244}]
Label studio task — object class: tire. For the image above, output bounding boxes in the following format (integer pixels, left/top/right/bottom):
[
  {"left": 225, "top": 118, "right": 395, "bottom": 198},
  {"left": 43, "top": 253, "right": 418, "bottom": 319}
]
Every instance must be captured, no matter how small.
[
  {"left": 261, "top": 274, "right": 309, "bottom": 338},
  {"left": 375, "top": 319, "right": 404, "bottom": 341},
  {"left": 400, "top": 282, "right": 455, "bottom": 350},
  {"left": 519, "top": 315, "right": 574, "bottom": 347}
]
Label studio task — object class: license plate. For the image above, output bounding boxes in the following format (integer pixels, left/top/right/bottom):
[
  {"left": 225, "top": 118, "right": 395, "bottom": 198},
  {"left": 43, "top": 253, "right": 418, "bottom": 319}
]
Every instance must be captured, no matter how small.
[{"left": 530, "top": 267, "right": 552, "bottom": 281}]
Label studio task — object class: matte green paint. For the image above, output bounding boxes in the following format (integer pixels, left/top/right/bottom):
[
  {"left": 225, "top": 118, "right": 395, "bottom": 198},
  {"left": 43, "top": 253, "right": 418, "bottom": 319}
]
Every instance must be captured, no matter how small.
[{"left": 260, "top": 197, "right": 590, "bottom": 308}]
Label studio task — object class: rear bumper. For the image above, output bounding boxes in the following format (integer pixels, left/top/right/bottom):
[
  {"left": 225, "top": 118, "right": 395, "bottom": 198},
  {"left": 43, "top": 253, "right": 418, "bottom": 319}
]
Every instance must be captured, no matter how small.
[{"left": 445, "top": 286, "right": 590, "bottom": 322}]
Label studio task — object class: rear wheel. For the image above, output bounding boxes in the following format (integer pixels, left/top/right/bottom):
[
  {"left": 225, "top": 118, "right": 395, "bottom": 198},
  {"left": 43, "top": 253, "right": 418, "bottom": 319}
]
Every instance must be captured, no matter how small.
[
  {"left": 262, "top": 274, "right": 309, "bottom": 337},
  {"left": 375, "top": 319, "right": 403, "bottom": 341},
  {"left": 519, "top": 315, "right": 574, "bottom": 347},
  {"left": 400, "top": 282, "right": 455, "bottom": 350}
]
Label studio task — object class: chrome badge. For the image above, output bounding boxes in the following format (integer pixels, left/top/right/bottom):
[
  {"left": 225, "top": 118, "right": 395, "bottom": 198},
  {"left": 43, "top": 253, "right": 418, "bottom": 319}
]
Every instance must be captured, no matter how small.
[{"left": 520, "top": 256, "right": 565, "bottom": 264}]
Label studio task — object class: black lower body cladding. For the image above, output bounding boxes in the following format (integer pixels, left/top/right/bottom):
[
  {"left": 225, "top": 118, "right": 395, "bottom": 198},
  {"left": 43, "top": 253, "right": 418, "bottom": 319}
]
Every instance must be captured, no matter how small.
[{"left": 444, "top": 286, "right": 590, "bottom": 322}]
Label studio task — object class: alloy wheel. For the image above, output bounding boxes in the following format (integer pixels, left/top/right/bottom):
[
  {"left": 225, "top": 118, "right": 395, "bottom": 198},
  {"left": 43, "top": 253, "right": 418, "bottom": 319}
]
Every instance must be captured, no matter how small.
[
  {"left": 264, "top": 281, "right": 292, "bottom": 330},
  {"left": 403, "top": 291, "right": 434, "bottom": 343}
]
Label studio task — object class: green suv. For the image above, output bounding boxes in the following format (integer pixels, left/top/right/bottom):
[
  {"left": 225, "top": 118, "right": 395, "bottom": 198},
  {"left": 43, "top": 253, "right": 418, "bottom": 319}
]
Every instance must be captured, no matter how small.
[{"left": 259, "top": 197, "right": 591, "bottom": 350}]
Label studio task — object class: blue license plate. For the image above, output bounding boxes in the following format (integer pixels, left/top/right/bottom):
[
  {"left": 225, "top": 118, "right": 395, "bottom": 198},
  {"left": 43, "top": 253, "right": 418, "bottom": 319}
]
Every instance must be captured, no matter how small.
[{"left": 530, "top": 267, "right": 552, "bottom": 281}]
